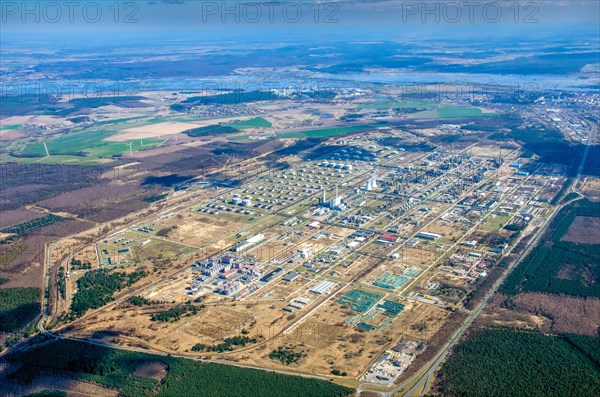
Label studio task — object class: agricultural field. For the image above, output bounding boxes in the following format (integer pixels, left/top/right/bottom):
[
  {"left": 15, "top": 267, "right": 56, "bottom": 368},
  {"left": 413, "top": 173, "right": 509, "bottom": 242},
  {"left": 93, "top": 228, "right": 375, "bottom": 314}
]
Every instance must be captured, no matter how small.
[
  {"left": 277, "top": 125, "right": 379, "bottom": 139},
  {"left": 19, "top": 129, "right": 163, "bottom": 159}
]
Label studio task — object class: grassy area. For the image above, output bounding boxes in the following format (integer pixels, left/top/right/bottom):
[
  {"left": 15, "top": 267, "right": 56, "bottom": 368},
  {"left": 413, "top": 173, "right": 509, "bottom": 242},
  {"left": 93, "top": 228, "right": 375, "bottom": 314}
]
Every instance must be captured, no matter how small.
[
  {"left": 0, "top": 124, "right": 22, "bottom": 131},
  {"left": 358, "top": 101, "right": 436, "bottom": 109},
  {"left": 409, "top": 107, "right": 496, "bottom": 119},
  {"left": 7, "top": 339, "right": 353, "bottom": 397},
  {"left": 183, "top": 125, "right": 238, "bottom": 137},
  {"left": 226, "top": 117, "right": 272, "bottom": 129},
  {"left": 278, "top": 125, "right": 378, "bottom": 139},
  {"left": 438, "top": 107, "right": 496, "bottom": 118},
  {"left": 95, "top": 116, "right": 148, "bottom": 126},
  {"left": 439, "top": 328, "right": 600, "bottom": 397},
  {"left": 20, "top": 129, "right": 162, "bottom": 159},
  {"left": 228, "top": 134, "right": 251, "bottom": 141}
]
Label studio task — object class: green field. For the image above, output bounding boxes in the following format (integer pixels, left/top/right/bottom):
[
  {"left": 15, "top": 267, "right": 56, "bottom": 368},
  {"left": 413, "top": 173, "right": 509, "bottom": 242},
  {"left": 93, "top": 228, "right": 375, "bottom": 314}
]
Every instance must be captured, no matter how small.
[
  {"left": 440, "top": 328, "right": 600, "bottom": 397},
  {"left": 20, "top": 129, "right": 163, "bottom": 159},
  {"left": 226, "top": 117, "right": 272, "bottom": 129},
  {"left": 7, "top": 339, "right": 353, "bottom": 397},
  {"left": 358, "top": 100, "right": 436, "bottom": 109},
  {"left": 410, "top": 107, "right": 496, "bottom": 119},
  {"left": 0, "top": 124, "right": 22, "bottom": 131},
  {"left": 278, "top": 125, "right": 378, "bottom": 139}
]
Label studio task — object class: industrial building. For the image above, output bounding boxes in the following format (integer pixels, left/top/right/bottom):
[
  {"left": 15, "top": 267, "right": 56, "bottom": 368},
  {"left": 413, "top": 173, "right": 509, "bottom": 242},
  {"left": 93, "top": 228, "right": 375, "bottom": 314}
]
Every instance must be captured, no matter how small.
[
  {"left": 416, "top": 232, "right": 441, "bottom": 241},
  {"left": 309, "top": 280, "right": 337, "bottom": 294}
]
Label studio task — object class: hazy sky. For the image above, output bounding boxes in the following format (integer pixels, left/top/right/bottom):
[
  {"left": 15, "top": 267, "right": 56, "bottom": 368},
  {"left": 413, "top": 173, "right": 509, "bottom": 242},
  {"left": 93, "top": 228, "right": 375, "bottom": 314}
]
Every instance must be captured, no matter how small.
[{"left": 1, "top": 0, "right": 599, "bottom": 40}]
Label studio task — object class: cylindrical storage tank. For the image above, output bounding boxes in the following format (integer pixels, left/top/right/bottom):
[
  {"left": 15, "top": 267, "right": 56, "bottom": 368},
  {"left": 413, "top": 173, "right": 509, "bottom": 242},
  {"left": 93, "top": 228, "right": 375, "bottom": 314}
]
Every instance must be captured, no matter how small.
[{"left": 242, "top": 198, "right": 253, "bottom": 207}]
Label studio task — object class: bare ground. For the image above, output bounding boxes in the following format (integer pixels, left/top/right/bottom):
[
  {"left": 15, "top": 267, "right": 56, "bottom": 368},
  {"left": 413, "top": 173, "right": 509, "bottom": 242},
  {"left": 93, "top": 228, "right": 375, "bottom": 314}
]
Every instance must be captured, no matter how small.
[{"left": 561, "top": 216, "right": 600, "bottom": 245}]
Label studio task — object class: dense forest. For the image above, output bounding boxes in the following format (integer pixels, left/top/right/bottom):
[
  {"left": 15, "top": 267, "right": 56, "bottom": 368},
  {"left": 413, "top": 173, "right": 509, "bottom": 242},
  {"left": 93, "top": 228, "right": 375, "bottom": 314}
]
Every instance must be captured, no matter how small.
[
  {"left": 150, "top": 304, "right": 200, "bottom": 322},
  {"left": 0, "top": 287, "right": 41, "bottom": 332},
  {"left": 7, "top": 339, "right": 352, "bottom": 397},
  {"left": 501, "top": 199, "right": 600, "bottom": 297},
  {"left": 183, "top": 125, "right": 238, "bottom": 137},
  {"left": 439, "top": 328, "right": 600, "bottom": 397},
  {"left": 71, "top": 269, "right": 146, "bottom": 316}
]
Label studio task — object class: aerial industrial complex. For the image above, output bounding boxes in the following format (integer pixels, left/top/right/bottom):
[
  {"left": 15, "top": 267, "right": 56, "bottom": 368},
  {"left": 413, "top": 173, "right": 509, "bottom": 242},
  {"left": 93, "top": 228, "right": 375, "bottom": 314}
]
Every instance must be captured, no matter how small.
[{"left": 35, "top": 123, "right": 574, "bottom": 387}]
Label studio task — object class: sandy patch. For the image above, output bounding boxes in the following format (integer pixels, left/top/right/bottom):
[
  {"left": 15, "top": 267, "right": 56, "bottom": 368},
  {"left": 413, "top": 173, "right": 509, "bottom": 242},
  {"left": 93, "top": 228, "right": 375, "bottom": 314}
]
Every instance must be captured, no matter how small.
[
  {"left": 133, "top": 361, "right": 168, "bottom": 381},
  {"left": 106, "top": 122, "right": 205, "bottom": 142}
]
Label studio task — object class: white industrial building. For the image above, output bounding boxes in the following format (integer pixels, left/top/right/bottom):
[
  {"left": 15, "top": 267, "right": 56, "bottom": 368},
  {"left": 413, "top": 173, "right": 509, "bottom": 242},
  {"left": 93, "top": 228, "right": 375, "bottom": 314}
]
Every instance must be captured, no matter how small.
[{"left": 309, "top": 280, "right": 337, "bottom": 294}]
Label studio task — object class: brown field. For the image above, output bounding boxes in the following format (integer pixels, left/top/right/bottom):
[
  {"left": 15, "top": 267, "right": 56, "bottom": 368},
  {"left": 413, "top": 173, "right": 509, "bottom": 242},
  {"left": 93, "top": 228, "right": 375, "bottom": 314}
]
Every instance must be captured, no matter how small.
[
  {"left": 561, "top": 216, "right": 600, "bottom": 244},
  {"left": 37, "top": 183, "right": 157, "bottom": 223},
  {"left": 476, "top": 294, "right": 551, "bottom": 332},
  {"left": 512, "top": 292, "right": 600, "bottom": 336},
  {"left": 580, "top": 177, "right": 600, "bottom": 201},
  {"left": 158, "top": 212, "right": 247, "bottom": 247},
  {"left": 0, "top": 208, "right": 44, "bottom": 229},
  {"left": 132, "top": 361, "right": 169, "bottom": 381},
  {"left": 107, "top": 122, "right": 203, "bottom": 141}
]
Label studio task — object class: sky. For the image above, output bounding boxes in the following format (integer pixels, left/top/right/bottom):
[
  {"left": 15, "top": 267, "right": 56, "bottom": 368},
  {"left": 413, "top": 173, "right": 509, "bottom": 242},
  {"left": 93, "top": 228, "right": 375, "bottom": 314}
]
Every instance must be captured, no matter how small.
[{"left": 1, "top": 0, "right": 599, "bottom": 41}]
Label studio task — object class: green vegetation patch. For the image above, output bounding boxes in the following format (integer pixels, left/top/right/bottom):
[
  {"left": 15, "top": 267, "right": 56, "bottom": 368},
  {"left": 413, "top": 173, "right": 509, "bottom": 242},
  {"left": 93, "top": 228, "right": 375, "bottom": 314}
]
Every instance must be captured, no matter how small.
[
  {"left": 269, "top": 347, "right": 304, "bottom": 365},
  {"left": 226, "top": 117, "right": 272, "bottom": 129},
  {"left": 440, "top": 328, "right": 600, "bottom": 397},
  {"left": 20, "top": 129, "right": 162, "bottom": 159},
  {"left": 563, "top": 334, "right": 600, "bottom": 365},
  {"left": 0, "top": 124, "right": 22, "bottom": 131},
  {"left": 358, "top": 100, "right": 436, "bottom": 110},
  {"left": 0, "top": 287, "right": 41, "bottom": 332},
  {"left": 0, "top": 241, "right": 26, "bottom": 268},
  {"left": 191, "top": 335, "right": 258, "bottom": 353},
  {"left": 438, "top": 107, "right": 496, "bottom": 118},
  {"left": 183, "top": 125, "right": 238, "bottom": 137},
  {"left": 7, "top": 339, "right": 352, "bottom": 397},
  {"left": 1, "top": 214, "right": 66, "bottom": 236},
  {"left": 278, "top": 125, "right": 377, "bottom": 139},
  {"left": 501, "top": 199, "right": 600, "bottom": 297},
  {"left": 142, "top": 194, "right": 168, "bottom": 203},
  {"left": 25, "top": 391, "right": 66, "bottom": 397},
  {"left": 150, "top": 304, "right": 201, "bottom": 322},
  {"left": 71, "top": 269, "right": 146, "bottom": 317}
]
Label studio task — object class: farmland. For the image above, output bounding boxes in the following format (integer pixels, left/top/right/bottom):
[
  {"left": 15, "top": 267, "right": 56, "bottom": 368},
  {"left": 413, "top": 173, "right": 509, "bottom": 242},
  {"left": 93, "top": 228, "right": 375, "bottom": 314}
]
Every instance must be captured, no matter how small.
[
  {"left": 277, "top": 124, "right": 379, "bottom": 139},
  {"left": 20, "top": 129, "right": 163, "bottom": 159}
]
